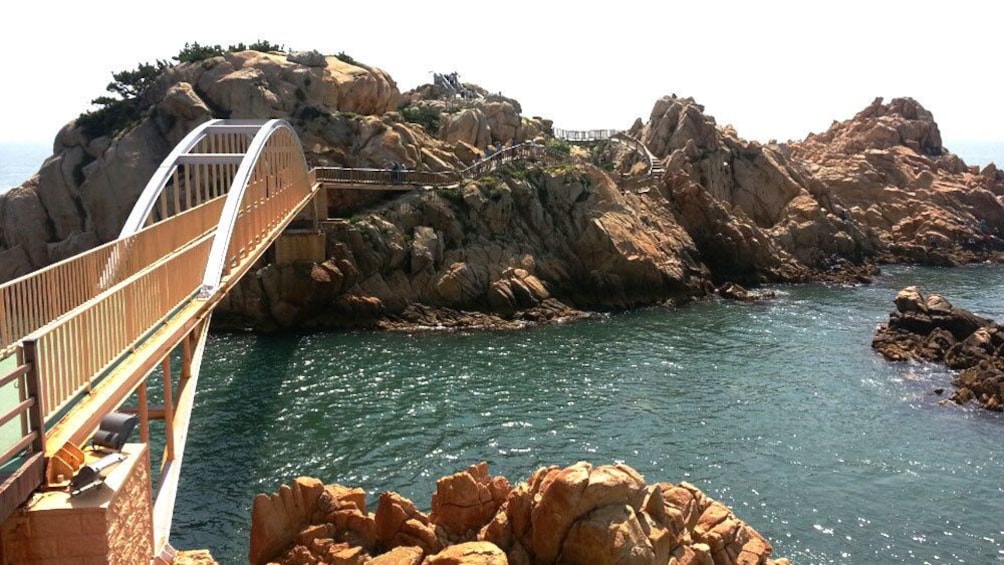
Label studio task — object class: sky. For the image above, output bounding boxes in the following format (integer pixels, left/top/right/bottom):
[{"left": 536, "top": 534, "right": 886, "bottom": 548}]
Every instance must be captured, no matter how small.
[{"left": 1, "top": 0, "right": 1001, "bottom": 162}]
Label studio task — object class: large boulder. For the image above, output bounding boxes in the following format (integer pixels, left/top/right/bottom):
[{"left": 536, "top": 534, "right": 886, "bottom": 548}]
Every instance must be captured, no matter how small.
[{"left": 430, "top": 462, "right": 512, "bottom": 541}]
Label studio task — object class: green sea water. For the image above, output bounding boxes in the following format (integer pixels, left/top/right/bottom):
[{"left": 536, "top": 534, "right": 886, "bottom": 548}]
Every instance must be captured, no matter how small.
[{"left": 171, "top": 264, "right": 1003, "bottom": 564}]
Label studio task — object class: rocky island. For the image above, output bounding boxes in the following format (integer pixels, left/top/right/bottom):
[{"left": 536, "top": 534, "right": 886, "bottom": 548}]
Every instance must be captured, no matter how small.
[
  {"left": 1, "top": 45, "right": 1001, "bottom": 331},
  {"left": 872, "top": 286, "right": 1004, "bottom": 411}
]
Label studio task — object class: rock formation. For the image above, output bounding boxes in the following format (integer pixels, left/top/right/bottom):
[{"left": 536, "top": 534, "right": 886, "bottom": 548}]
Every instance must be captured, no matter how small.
[
  {"left": 249, "top": 462, "right": 790, "bottom": 565},
  {"left": 215, "top": 164, "right": 710, "bottom": 330},
  {"left": 872, "top": 286, "right": 1004, "bottom": 411},
  {"left": 4, "top": 44, "right": 1003, "bottom": 331},
  {"left": 0, "top": 49, "right": 453, "bottom": 277},
  {"left": 633, "top": 94, "right": 1004, "bottom": 281}
]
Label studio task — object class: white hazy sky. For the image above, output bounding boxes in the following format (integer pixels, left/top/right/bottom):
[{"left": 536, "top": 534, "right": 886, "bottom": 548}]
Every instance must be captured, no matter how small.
[{"left": 1, "top": 0, "right": 1001, "bottom": 156}]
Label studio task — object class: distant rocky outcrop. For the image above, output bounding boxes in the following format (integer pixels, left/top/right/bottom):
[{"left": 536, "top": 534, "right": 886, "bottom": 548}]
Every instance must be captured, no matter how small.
[
  {"left": 249, "top": 461, "right": 790, "bottom": 565},
  {"left": 872, "top": 286, "right": 1004, "bottom": 411},
  {"left": 5, "top": 45, "right": 1004, "bottom": 331},
  {"left": 792, "top": 97, "right": 1004, "bottom": 264},
  {"left": 632, "top": 95, "right": 1004, "bottom": 282}
]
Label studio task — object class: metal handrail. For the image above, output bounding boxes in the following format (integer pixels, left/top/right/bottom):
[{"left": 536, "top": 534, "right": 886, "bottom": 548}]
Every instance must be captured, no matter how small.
[{"left": 314, "top": 142, "right": 571, "bottom": 189}]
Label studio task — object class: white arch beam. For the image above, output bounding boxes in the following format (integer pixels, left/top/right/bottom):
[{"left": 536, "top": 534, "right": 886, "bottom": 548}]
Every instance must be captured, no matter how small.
[{"left": 197, "top": 119, "right": 310, "bottom": 299}]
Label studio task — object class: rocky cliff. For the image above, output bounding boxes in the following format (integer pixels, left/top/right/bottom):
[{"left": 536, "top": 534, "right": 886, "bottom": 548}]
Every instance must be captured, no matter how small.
[
  {"left": 3, "top": 47, "right": 1003, "bottom": 330},
  {"left": 248, "top": 461, "right": 790, "bottom": 565}
]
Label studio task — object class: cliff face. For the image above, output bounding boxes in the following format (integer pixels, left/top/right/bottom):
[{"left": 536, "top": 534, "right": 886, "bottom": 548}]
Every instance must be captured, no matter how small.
[
  {"left": 792, "top": 97, "right": 1004, "bottom": 261},
  {"left": 629, "top": 94, "right": 1004, "bottom": 281},
  {"left": 4, "top": 48, "right": 1003, "bottom": 330},
  {"left": 216, "top": 165, "right": 710, "bottom": 330}
]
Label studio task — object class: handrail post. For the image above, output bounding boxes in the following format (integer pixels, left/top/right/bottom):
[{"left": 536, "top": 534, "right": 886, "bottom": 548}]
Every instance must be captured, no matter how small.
[{"left": 20, "top": 339, "right": 45, "bottom": 456}]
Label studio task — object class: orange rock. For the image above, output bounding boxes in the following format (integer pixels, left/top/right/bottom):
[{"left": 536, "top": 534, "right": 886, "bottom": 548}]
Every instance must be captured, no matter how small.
[
  {"left": 503, "top": 484, "right": 534, "bottom": 549},
  {"left": 431, "top": 462, "right": 512, "bottom": 541},
  {"left": 249, "top": 463, "right": 790, "bottom": 565},
  {"left": 317, "top": 484, "right": 368, "bottom": 518},
  {"left": 368, "top": 545, "right": 424, "bottom": 565},
  {"left": 559, "top": 504, "right": 655, "bottom": 565},
  {"left": 529, "top": 462, "right": 647, "bottom": 564},
  {"left": 695, "top": 502, "right": 733, "bottom": 537},
  {"left": 297, "top": 524, "right": 334, "bottom": 546},
  {"left": 173, "top": 550, "right": 219, "bottom": 565},
  {"left": 374, "top": 491, "right": 444, "bottom": 554},
  {"left": 424, "top": 541, "right": 508, "bottom": 565},
  {"left": 325, "top": 542, "right": 368, "bottom": 565},
  {"left": 249, "top": 477, "right": 326, "bottom": 565},
  {"left": 477, "top": 505, "right": 512, "bottom": 550}
]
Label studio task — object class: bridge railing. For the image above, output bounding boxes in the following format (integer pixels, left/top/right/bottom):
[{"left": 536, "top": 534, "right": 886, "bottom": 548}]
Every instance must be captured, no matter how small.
[
  {"left": 554, "top": 129, "right": 619, "bottom": 142},
  {"left": 315, "top": 142, "right": 576, "bottom": 191},
  {"left": 27, "top": 236, "right": 213, "bottom": 425},
  {"left": 314, "top": 167, "right": 456, "bottom": 187},
  {"left": 0, "top": 351, "right": 45, "bottom": 522},
  {"left": 202, "top": 121, "right": 321, "bottom": 296},
  {"left": 0, "top": 196, "right": 226, "bottom": 357},
  {"left": 459, "top": 143, "right": 569, "bottom": 179},
  {"left": 123, "top": 121, "right": 256, "bottom": 233}
]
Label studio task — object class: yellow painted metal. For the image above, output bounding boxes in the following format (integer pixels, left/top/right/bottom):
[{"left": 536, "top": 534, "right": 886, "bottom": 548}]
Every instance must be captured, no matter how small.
[
  {"left": 0, "top": 196, "right": 227, "bottom": 357},
  {"left": 1, "top": 121, "right": 319, "bottom": 559}
]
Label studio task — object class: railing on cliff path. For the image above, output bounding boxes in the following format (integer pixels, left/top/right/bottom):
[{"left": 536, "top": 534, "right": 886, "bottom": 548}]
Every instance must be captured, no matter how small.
[
  {"left": 313, "top": 142, "right": 572, "bottom": 188},
  {"left": 553, "top": 129, "right": 662, "bottom": 177},
  {"left": 554, "top": 128, "right": 619, "bottom": 142}
]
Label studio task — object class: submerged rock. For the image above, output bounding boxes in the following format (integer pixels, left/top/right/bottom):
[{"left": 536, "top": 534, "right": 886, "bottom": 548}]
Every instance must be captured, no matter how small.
[
  {"left": 872, "top": 286, "right": 1004, "bottom": 411},
  {"left": 249, "top": 461, "right": 790, "bottom": 565}
]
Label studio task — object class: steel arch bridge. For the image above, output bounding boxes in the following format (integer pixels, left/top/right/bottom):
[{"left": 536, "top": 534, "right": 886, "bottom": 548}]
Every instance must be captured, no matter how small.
[{"left": 0, "top": 119, "right": 662, "bottom": 562}]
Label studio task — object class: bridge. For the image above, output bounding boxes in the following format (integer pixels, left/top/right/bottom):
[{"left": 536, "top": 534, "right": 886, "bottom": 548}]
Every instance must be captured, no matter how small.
[
  {"left": 0, "top": 120, "right": 661, "bottom": 563},
  {"left": 555, "top": 129, "right": 664, "bottom": 178}
]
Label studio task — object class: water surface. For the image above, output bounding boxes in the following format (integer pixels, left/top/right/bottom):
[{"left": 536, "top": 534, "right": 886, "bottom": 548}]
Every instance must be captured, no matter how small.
[{"left": 172, "top": 265, "right": 1004, "bottom": 564}]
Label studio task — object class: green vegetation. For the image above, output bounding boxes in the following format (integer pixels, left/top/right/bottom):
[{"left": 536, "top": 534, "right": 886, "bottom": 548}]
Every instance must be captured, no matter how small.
[
  {"left": 175, "top": 40, "right": 286, "bottom": 63},
  {"left": 545, "top": 139, "right": 572, "bottom": 155},
  {"left": 334, "top": 51, "right": 358, "bottom": 65},
  {"left": 77, "top": 39, "right": 288, "bottom": 139},
  {"left": 77, "top": 61, "right": 169, "bottom": 138},
  {"left": 230, "top": 39, "right": 285, "bottom": 53},
  {"left": 399, "top": 104, "right": 442, "bottom": 135},
  {"left": 495, "top": 161, "right": 529, "bottom": 181},
  {"left": 546, "top": 163, "right": 579, "bottom": 176},
  {"left": 294, "top": 105, "right": 329, "bottom": 122},
  {"left": 437, "top": 186, "right": 465, "bottom": 206},
  {"left": 174, "top": 42, "right": 225, "bottom": 63}
]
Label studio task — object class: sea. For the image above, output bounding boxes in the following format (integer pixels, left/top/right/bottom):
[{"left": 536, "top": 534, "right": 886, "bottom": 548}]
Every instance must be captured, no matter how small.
[
  {"left": 0, "top": 141, "right": 49, "bottom": 192},
  {"left": 2, "top": 144, "right": 1004, "bottom": 564}
]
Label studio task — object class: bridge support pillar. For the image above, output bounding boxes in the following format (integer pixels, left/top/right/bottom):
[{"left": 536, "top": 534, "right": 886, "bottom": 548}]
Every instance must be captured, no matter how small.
[
  {"left": 274, "top": 231, "right": 326, "bottom": 265},
  {"left": 0, "top": 444, "right": 154, "bottom": 564}
]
